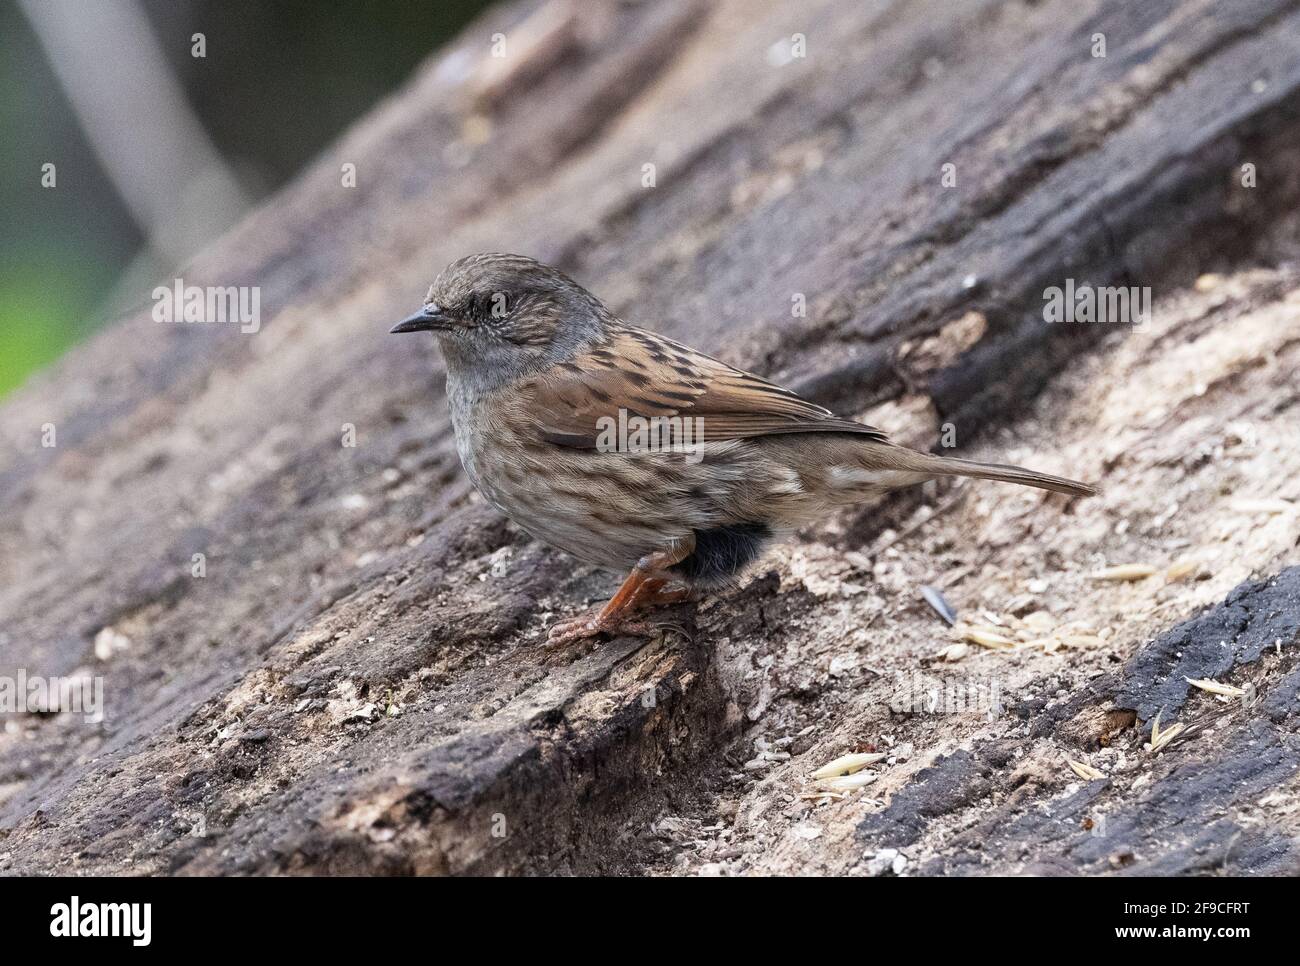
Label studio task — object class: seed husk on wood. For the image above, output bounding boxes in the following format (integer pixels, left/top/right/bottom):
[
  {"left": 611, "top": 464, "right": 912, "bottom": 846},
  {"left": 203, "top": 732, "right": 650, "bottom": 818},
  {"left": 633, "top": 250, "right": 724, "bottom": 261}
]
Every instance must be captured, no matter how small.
[
  {"left": 1146, "top": 710, "right": 1186, "bottom": 753},
  {"left": 814, "top": 771, "right": 879, "bottom": 793},
  {"left": 1185, "top": 677, "right": 1247, "bottom": 698},
  {"left": 932, "top": 642, "right": 970, "bottom": 662},
  {"left": 1091, "top": 564, "right": 1158, "bottom": 582},
  {"left": 1228, "top": 498, "right": 1294, "bottom": 515},
  {"left": 1020, "top": 611, "right": 1055, "bottom": 632},
  {"left": 1067, "top": 759, "right": 1107, "bottom": 781},
  {"left": 811, "top": 752, "right": 887, "bottom": 779},
  {"left": 954, "top": 622, "right": 1016, "bottom": 649}
]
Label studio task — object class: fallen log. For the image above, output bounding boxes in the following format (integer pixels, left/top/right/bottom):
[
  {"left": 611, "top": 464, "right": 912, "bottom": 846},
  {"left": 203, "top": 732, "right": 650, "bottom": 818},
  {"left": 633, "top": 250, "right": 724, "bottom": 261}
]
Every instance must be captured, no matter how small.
[{"left": 3, "top": 0, "right": 1299, "bottom": 875}]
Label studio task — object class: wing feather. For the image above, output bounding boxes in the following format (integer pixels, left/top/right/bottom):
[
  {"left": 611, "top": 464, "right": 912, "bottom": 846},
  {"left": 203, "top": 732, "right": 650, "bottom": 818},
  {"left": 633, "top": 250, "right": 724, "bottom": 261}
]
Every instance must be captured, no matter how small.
[{"left": 522, "top": 325, "right": 888, "bottom": 448}]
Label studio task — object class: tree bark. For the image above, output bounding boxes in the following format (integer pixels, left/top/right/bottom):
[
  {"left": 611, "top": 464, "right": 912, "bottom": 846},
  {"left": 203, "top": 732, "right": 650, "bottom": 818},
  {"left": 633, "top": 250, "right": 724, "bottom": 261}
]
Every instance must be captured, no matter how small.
[{"left": 3, "top": 0, "right": 1299, "bottom": 875}]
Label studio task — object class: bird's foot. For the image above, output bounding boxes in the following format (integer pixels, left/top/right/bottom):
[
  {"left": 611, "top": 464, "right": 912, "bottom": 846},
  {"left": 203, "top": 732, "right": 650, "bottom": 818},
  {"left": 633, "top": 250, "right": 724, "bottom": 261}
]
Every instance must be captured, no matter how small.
[
  {"left": 544, "top": 567, "right": 694, "bottom": 657},
  {"left": 545, "top": 611, "right": 655, "bottom": 648}
]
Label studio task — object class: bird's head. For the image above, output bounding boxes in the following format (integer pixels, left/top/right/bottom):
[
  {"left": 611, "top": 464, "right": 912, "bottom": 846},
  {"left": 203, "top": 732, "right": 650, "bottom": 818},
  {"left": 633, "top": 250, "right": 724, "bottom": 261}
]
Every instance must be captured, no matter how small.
[{"left": 389, "top": 253, "right": 608, "bottom": 384}]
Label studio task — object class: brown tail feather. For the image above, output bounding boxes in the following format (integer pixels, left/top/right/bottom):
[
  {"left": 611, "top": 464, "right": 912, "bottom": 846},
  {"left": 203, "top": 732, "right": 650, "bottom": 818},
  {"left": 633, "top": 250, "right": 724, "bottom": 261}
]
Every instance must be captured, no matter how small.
[{"left": 925, "top": 455, "right": 1096, "bottom": 497}]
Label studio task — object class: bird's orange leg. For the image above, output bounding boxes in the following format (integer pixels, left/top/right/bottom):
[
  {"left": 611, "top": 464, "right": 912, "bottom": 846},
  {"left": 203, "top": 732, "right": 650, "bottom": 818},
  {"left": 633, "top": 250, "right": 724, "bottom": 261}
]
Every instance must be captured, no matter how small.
[{"left": 547, "top": 536, "right": 695, "bottom": 646}]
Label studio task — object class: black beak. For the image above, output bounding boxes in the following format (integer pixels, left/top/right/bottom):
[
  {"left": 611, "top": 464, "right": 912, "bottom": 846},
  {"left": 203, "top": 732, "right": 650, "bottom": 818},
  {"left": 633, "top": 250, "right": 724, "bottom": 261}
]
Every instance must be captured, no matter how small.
[{"left": 389, "top": 305, "right": 449, "bottom": 333}]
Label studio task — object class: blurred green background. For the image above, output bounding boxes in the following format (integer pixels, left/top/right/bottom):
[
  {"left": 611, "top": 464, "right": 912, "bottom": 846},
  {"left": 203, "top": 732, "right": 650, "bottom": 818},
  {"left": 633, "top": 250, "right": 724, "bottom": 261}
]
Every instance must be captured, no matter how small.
[{"left": 0, "top": 0, "right": 494, "bottom": 398}]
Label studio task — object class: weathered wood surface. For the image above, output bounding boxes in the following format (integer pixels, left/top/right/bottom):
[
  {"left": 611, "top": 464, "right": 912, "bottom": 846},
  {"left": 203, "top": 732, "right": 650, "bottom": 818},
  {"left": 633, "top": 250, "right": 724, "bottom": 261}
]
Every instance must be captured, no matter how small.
[{"left": 2, "top": 0, "right": 1300, "bottom": 875}]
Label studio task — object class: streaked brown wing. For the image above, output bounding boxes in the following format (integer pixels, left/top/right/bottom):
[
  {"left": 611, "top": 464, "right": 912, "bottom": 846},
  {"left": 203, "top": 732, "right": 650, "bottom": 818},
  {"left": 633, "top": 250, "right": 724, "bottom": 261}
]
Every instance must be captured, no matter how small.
[{"left": 522, "top": 324, "right": 888, "bottom": 447}]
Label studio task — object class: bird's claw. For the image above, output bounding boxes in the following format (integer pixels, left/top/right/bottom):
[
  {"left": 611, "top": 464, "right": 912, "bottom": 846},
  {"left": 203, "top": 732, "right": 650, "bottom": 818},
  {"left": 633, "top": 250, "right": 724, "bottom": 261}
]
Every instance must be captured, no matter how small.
[{"left": 545, "top": 612, "right": 654, "bottom": 647}]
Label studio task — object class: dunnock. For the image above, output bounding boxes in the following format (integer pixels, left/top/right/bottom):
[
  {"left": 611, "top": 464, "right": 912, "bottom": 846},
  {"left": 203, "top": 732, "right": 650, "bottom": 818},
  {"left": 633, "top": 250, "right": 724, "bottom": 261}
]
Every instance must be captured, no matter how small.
[{"left": 391, "top": 253, "right": 1094, "bottom": 644}]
